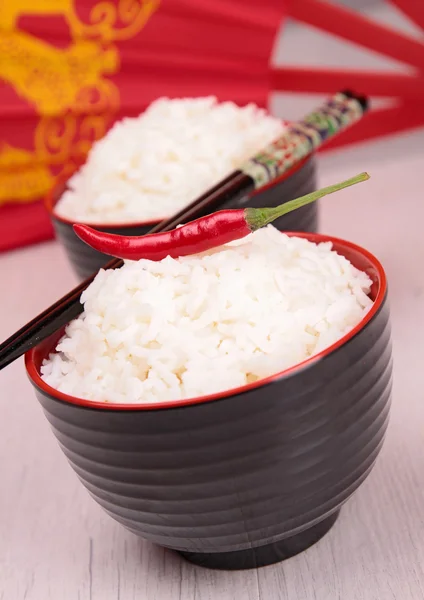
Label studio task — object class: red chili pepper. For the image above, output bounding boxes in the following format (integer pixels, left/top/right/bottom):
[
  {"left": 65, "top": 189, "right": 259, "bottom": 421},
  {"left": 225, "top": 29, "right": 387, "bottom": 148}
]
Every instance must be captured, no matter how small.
[{"left": 74, "top": 173, "right": 369, "bottom": 261}]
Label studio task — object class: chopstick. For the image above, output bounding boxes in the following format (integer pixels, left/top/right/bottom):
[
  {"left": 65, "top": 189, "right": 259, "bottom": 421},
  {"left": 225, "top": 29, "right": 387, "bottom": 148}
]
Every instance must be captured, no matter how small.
[{"left": 0, "top": 90, "right": 368, "bottom": 371}]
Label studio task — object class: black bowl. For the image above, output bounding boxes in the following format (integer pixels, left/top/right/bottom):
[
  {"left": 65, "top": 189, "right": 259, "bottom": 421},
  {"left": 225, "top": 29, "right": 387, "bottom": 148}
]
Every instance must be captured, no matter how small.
[
  {"left": 25, "top": 232, "right": 391, "bottom": 571},
  {"left": 45, "top": 157, "right": 318, "bottom": 280}
]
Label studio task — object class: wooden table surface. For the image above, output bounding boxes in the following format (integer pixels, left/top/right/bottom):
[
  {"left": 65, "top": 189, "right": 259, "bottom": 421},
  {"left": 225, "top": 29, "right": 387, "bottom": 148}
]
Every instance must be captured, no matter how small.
[{"left": 1, "top": 130, "right": 424, "bottom": 599}]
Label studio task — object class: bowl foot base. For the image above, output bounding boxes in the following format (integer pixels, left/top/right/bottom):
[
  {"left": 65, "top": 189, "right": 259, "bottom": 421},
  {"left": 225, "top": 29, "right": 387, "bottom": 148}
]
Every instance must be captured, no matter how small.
[{"left": 178, "top": 509, "right": 340, "bottom": 570}]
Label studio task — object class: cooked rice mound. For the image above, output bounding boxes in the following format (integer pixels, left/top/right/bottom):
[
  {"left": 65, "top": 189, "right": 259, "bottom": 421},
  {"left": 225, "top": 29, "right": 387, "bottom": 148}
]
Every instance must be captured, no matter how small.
[
  {"left": 54, "top": 97, "right": 285, "bottom": 224},
  {"left": 41, "top": 226, "right": 373, "bottom": 404}
]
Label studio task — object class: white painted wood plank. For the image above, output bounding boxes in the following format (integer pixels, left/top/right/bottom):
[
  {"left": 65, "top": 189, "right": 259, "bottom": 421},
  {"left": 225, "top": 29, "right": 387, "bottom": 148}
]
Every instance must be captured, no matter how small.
[{"left": 3, "top": 3, "right": 424, "bottom": 593}]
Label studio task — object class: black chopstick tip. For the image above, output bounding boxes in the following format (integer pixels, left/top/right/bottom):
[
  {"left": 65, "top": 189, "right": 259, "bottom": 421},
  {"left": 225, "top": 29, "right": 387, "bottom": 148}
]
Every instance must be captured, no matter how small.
[{"left": 340, "top": 89, "right": 369, "bottom": 113}]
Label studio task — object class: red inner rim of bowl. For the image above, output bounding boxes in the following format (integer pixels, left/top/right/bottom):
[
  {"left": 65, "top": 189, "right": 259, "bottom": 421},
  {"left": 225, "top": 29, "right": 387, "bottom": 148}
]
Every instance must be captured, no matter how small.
[
  {"left": 26, "top": 232, "right": 387, "bottom": 411},
  {"left": 46, "top": 154, "right": 309, "bottom": 229}
]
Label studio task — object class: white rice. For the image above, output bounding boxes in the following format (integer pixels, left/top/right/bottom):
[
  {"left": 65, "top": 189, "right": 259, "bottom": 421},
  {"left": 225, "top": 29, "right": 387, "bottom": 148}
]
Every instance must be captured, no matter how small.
[
  {"left": 54, "top": 97, "right": 285, "bottom": 224},
  {"left": 41, "top": 226, "right": 373, "bottom": 404}
]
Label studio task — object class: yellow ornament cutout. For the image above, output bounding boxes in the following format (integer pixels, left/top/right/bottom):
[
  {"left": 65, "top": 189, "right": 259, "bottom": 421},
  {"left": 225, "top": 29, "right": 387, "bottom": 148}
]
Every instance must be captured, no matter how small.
[{"left": 0, "top": 0, "right": 160, "bottom": 207}]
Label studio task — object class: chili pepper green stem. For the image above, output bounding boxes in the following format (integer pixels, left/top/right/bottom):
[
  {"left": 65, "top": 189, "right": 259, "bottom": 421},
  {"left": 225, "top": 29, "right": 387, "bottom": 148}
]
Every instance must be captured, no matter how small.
[{"left": 245, "top": 172, "right": 370, "bottom": 231}]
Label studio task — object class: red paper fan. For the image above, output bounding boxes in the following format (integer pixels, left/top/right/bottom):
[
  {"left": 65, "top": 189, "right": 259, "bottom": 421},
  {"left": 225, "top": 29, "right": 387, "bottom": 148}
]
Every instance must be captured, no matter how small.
[{"left": 2, "top": 0, "right": 423, "bottom": 252}]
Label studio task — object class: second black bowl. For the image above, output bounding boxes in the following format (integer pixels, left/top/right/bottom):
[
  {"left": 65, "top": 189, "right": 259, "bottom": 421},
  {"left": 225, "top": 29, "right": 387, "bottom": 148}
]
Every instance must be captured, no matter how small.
[{"left": 46, "top": 157, "right": 317, "bottom": 280}]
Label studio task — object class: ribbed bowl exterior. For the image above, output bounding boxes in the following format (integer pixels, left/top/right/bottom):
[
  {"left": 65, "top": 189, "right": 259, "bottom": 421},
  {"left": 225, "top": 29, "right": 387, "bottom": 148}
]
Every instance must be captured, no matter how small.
[
  {"left": 49, "top": 158, "right": 318, "bottom": 281},
  {"left": 31, "top": 294, "right": 391, "bottom": 556}
]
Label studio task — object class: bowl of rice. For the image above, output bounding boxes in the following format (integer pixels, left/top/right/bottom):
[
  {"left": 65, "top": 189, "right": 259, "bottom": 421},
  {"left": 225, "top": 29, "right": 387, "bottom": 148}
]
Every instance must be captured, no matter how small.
[
  {"left": 46, "top": 97, "right": 317, "bottom": 280},
  {"left": 26, "top": 227, "right": 392, "bottom": 570}
]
